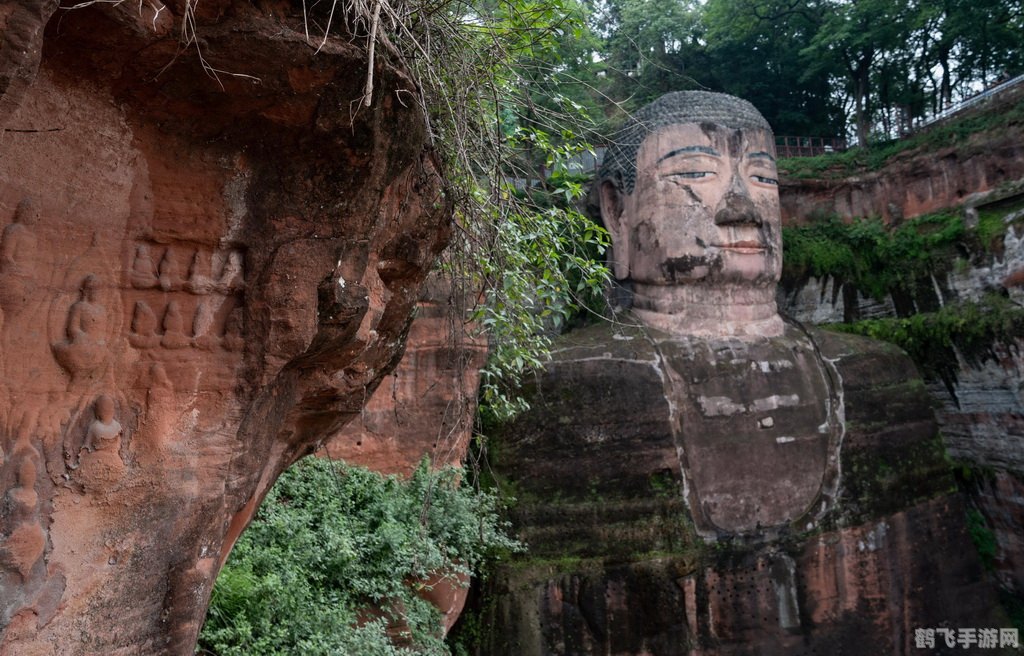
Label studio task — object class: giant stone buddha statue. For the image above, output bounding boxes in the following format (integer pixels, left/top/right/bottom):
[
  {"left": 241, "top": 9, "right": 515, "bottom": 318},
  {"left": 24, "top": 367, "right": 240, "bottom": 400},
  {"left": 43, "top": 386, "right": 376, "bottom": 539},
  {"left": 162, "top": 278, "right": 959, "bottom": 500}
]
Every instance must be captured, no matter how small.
[{"left": 479, "top": 92, "right": 1003, "bottom": 655}]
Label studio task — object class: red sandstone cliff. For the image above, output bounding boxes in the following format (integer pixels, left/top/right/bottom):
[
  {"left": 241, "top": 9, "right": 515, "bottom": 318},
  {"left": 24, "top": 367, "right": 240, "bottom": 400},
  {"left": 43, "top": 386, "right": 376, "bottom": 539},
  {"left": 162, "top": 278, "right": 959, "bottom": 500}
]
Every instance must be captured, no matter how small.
[
  {"left": 780, "top": 85, "right": 1024, "bottom": 225},
  {"left": 325, "top": 275, "right": 487, "bottom": 477},
  {"left": 0, "top": 2, "right": 451, "bottom": 653}
]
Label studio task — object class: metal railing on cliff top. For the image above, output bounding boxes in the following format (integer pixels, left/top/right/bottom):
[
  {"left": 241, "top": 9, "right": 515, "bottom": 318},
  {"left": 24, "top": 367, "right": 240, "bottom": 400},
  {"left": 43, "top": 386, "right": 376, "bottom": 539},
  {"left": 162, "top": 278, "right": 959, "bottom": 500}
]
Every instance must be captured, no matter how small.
[
  {"left": 915, "top": 72, "right": 1024, "bottom": 131},
  {"left": 774, "top": 136, "right": 848, "bottom": 158}
]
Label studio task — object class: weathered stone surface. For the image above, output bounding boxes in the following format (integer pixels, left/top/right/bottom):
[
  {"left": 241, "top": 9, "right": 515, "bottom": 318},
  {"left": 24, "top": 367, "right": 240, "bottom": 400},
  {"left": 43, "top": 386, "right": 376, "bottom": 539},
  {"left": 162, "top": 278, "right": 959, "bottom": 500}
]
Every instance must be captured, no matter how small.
[
  {"left": 779, "top": 86, "right": 1024, "bottom": 225},
  {"left": 487, "top": 497, "right": 993, "bottom": 656},
  {"left": 778, "top": 179, "right": 1024, "bottom": 603},
  {"left": 970, "top": 470, "right": 1024, "bottom": 596},
  {"left": 325, "top": 275, "right": 487, "bottom": 476},
  {"left": 0, "top": 4, "right": 450, "bottom": 654},
  {"left": 929, "top": 338, "right": 1024, "bottom": 472},
  {"left": 478, "top": 320, "right": 1000, "bottom": 654}
]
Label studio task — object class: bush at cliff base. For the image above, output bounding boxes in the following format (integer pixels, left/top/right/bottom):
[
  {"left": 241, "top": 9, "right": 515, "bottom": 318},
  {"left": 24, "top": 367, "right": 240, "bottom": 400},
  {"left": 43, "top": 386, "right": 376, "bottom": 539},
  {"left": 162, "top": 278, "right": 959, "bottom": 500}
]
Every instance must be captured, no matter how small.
[{"left": 197, "top": 457, "right": 519, "bottom": 655}]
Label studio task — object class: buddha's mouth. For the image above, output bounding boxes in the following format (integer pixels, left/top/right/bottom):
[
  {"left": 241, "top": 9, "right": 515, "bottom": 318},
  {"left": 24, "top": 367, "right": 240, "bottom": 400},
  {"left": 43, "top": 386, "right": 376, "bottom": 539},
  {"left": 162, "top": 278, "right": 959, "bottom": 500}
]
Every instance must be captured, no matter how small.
[{"left": 715, "top": 240, "right": 765, "bottom": 254}]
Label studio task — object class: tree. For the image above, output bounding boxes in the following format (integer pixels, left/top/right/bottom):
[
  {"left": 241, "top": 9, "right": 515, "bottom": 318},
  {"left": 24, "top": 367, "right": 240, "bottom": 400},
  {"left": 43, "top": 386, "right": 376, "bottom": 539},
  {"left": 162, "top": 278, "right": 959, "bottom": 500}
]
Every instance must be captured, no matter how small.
[
  {"left": 702, "top": 0, "right": 845, "bottom": 136},
  {"left": 599, "top": 0, "right": 707, "bottom": 110}
]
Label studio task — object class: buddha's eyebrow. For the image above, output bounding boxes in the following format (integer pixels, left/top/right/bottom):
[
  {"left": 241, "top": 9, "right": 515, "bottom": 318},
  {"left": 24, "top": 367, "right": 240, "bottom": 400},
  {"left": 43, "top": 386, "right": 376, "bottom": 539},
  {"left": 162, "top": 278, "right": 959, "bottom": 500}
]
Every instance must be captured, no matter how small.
[
  {"left": 747, "top": 151, "right": 776, "bottom": 162},
  {"left": 657, "top": 145, "right": 720, "bottom": 164}
]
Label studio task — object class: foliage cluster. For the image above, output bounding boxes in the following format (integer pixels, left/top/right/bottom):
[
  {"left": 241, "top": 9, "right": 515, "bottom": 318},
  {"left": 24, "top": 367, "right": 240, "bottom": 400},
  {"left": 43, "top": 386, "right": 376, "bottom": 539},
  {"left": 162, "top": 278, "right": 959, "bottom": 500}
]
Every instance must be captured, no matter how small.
[
  {"left": 546, "top": 0, "right": 1024, "bottom": 143},
  {"left": 828, "top": 294, "right": 1024, "bottom": 383},
  {"left": 464, "top": 167, "right": 610, "bottom": 423},
  {"left": 782, "top": 210, "right": 964, "bottom": 299},
  {"left": 198, "top": 457, "right": 520, "bottom": 655},
  {"left": 966, "top": 507, "right": 999, "bottom": 572},
  {"left": 344, "top": 0, "right": 613, "bottom": 421}
]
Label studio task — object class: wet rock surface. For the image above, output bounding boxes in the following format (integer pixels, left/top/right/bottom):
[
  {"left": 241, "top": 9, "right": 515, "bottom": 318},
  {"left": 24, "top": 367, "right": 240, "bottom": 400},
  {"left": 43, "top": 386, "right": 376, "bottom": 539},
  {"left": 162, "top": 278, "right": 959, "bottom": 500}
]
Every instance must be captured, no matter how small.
[{"left": 778, "top": 180, "right": 1024, "bottom": 604}]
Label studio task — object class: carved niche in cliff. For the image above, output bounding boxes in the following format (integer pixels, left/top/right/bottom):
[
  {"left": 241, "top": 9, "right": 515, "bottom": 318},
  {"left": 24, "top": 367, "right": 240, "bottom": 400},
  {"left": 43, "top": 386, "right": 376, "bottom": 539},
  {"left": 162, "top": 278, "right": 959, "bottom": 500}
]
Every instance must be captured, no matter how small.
[{"left": 481, "top": 92, "right": 1002, "bottom": 655}]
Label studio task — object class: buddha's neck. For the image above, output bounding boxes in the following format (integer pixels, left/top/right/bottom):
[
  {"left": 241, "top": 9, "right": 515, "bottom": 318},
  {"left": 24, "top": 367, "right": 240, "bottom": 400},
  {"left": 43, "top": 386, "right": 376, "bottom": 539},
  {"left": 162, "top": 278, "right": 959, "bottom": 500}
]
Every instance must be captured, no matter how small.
[{"left": 630, "top": 282, "right": 784, "bottom": 338}]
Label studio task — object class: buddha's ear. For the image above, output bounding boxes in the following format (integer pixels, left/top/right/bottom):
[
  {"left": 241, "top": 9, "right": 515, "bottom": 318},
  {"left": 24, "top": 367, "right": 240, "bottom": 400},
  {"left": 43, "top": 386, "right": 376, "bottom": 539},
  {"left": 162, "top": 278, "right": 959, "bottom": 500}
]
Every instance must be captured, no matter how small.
[{"left": 599, "top": 180, "right": 630, "bottom": 280}]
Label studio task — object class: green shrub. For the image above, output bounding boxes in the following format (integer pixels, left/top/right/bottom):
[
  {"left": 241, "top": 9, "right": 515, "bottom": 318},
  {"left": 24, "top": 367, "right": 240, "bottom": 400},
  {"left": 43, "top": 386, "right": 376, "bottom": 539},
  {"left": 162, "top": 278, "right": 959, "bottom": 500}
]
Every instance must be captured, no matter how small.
[
  {"left": 782, "top": 210, "right": 963, "bottom": 299},
  {"left": 966, "top": 508, "right": 998, "bottom": 572},
  {"left": 829, "top": 294, "right": 1024, "bottom": 384},
  {"left": 198, "top": 457, "right": 520, "bottom": 655}
]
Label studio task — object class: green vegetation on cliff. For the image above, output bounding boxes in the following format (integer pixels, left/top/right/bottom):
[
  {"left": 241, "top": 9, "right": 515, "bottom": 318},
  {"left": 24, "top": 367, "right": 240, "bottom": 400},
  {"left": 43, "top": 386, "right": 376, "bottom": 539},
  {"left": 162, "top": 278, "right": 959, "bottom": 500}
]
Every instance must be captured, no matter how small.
[
  {"left": 829, "top": 294, "right": 1024, "bottom": 383},
  {"left": 778, "top": 90, "right": 1024, "bottom": 179},
  {"left": 782, "top": 209, "right": 964, "bottom": 299},
  {"left": 198, "top": 458, "right": 519, "bottom": 656},
  {"left": 782, "top": 196, "right": 1024, "bottom": 384}
]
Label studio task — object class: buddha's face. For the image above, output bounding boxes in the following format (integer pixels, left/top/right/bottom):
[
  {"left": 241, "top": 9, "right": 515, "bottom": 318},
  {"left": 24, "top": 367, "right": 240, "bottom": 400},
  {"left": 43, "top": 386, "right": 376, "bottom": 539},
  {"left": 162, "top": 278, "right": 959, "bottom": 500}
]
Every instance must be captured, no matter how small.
[
  {"left": 601, "top": 122, "right": 781, "bottom": 287},
  {"left": 82, "top": 275, "right": 99, "bottom": 301}
]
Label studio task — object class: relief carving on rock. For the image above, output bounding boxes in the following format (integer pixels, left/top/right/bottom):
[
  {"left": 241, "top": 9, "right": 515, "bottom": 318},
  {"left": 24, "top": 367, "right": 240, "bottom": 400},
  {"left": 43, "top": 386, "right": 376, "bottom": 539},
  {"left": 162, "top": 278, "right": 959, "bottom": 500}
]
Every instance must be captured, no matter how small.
[
  {"left": 51, "top": 274, "right": 111, "bottom": 383},
  {"left": 69, "top": 394, "right": 127, "bottom": 489},
  {"left": 0, "top": 11, "right": 451, "bottom": 647},
  {"left": 0, "top": 450, "right": 45, "bottom": 582},
  {"left": 126, "top": 243, "right": 246, "bottom": 355},
  {"left": 0, "top": 197, "right": 40, "bottom": 321}
]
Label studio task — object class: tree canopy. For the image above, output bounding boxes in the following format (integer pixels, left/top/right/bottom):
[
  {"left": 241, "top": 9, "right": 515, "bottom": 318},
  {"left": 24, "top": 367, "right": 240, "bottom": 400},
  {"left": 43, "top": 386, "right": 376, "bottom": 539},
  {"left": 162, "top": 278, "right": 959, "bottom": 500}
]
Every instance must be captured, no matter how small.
[{"left": 526, "top": 0, "right": 1024, "bottom": 143}]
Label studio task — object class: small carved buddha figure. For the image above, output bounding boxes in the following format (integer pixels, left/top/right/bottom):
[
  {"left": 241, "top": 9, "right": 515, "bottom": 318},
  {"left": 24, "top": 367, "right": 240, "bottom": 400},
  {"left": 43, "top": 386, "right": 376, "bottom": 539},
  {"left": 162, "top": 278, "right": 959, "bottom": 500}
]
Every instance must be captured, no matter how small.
[
  {"left": 217, "top": 250, "right": 244, "bottom": 293},
  {"left": 222, "top": 306, "right": 244, "bottom": 352},
  {"left": 161, "top": 300, "right": 190, "bottom": 349},
  {"left": 129, "top": 244, "right": 159, "bottom": 289},
  {"left": 83, "top": 394, "right": 123, "bottom": 453},
  {"left": 128, "top": 300, "right": 160, "bottom": 349},
  {"left": 485, "top": 92, "right": 989, "bottom": 654},
  {"left": 0, "top": 197, "right": 41, "bottom": 318},
  {"left": 185, "top": 250, "right": 215, "bottom": 295},
  {"left": 191, "top": 301, "right": 218, "bottom": 350},
  {"left": 75, "top": 394, "right": 125, "bottom": 486},
  {"left": 0, "top": 197, "right": 39, "bottom": 275},
  {"left": 158, "top": 249, "right": 181, "bottom": 292},
  {"left": 2, "top": 453, "right": 46, "bottom": 581},
  {"left": 52, "top": 274, "right": 109, "bottom": 380}
]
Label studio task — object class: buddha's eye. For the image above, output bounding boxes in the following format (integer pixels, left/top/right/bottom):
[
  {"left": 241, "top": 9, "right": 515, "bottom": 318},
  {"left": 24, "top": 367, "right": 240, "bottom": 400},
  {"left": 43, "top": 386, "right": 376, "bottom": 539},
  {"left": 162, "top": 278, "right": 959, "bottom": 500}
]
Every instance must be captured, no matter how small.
[
  {"left": 751, "top": 174, "right": 778, "bottom": 185},
  {"left": 667, "top": 171, "right": 714, "bottom": 181}
]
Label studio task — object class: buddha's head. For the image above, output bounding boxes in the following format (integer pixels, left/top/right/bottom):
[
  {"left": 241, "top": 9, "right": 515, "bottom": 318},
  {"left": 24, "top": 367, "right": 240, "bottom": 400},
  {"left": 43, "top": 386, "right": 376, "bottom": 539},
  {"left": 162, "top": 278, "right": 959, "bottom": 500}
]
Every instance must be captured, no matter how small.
[
  {"left": 598, "top": 91, "right": 781, "bottom": 292},
  {"left": 14, "top": 197, "right": 40, "bottom": 226},
  {"left": 95, "top": 394, "right": 115, "bottom": 422},
  {"left": 81, "top": 274, "right": 100, "bottom": 302}
]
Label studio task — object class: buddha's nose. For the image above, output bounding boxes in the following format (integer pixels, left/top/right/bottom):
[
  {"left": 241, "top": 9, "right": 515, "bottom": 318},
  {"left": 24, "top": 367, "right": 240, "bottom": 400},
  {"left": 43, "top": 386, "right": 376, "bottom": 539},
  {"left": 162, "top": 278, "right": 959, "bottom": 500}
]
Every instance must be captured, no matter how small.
[{"left": 714, "top": 191, "right": 762, "bottom": 226}]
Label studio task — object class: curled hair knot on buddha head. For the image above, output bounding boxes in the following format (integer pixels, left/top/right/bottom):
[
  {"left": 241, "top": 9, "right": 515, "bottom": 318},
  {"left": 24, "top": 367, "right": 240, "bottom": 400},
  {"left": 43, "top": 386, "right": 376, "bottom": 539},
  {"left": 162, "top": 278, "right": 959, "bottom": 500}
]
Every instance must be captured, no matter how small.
[{"left": 599, "top": 91, "right": 773, "bottom": 195}]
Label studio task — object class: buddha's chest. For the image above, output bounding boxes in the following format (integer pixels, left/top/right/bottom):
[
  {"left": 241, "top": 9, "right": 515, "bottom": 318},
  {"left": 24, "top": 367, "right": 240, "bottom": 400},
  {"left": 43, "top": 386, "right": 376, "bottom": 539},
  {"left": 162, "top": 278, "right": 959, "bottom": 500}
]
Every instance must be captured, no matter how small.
[{"left": 654, "top": 329, "right": 840, "bottom": 535}]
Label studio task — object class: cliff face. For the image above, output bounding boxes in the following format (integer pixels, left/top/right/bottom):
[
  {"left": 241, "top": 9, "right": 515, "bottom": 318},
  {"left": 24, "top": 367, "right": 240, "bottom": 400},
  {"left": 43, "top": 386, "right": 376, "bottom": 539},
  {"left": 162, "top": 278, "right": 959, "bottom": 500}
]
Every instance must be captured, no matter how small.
[
  {"left": 325, "top": 276, "right": 487, "bottom": 477},
  {"left": 779, "top": 175, "right": 1024, "bottom": 614},
  {"left": 779, "top": 86, "right": 1024, "bottom": 225},
  {"left": 0, "top": 3, "right": 450, "bottom": 653}
]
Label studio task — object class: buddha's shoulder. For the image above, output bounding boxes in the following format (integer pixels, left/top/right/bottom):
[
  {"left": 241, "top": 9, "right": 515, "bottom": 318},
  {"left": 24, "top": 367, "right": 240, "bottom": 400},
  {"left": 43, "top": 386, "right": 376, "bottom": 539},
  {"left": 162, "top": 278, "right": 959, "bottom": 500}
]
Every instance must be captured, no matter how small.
[
  {"left": 804, "top": 324, "right": 926, "bottom": 389},
  {"left": 547, "top": 320, "right": 659, "bottom": 365}
]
